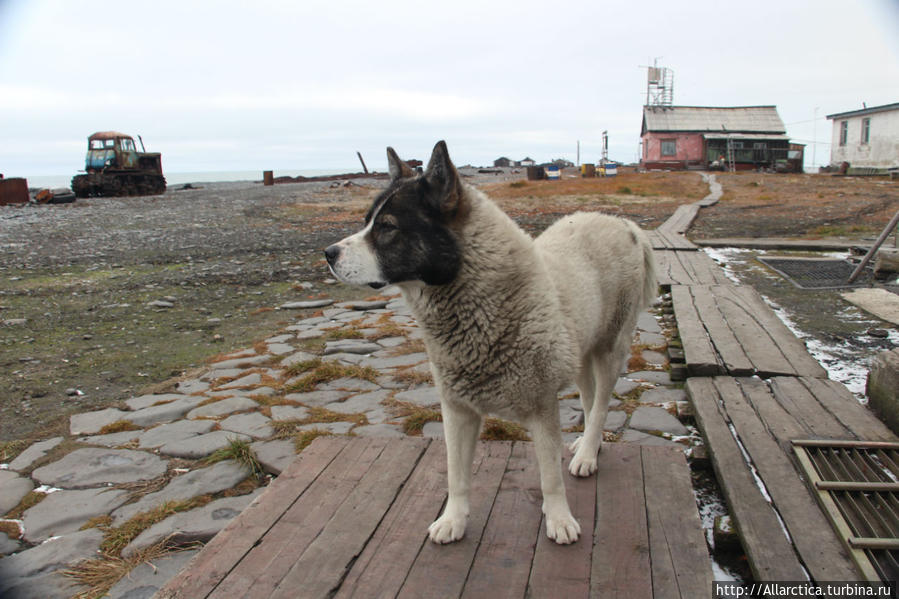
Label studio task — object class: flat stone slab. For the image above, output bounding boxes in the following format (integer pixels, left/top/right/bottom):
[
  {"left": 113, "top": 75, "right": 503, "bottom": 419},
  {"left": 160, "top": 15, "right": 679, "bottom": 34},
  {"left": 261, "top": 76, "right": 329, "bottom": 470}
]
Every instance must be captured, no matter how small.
[
  {"left": 0, "top": 532, "right": 19, "bottom": 555},
  {"left": 620, "top": 429, "right": 683, "bottom": 448},
  {"left": 79, "top": 429, "right": 144, "bottom": 447},
  {"left": 205, "top": 354, "right": 271, "bottom": 371},
  {"left": 283, "top": 390, "right": 349, "bottom": 408},
  {"left": 139, "top": 419, "right": 217, "bottom": 449},
  {"left": 70, "top": 407, "right": 130, "bottom": 435},
  {"left": 422, "top": 421, "right": 445, "bottom": 439},
  {"left": 7, "top": 437, "right": 63, "bottom": 471},
  {"left": 0, "top": 529, "right": 103, "bottom": 599},
  {"left": 125, "top": 393, "right": 189, "bottom": 411},
  {"left": 187, "top": 397, "right": 258, "bottom": 419},
  {"left": 123, "top": 490, "right": 263, "bottom": 558},
  {"left": 251, "top": 440, "right": 296, "bottom": 475},
  {"left": 32, "top": 448, "right": 168, "bottom": 489},
  {"left": 394, "top": 386, "right": 441, "bottom": 407},
  {"left": 267, "top": 342, "right": 294, "bottom": 356},
  {"left": 842, "top": 288, "right": 899, "bottom": 326},
  {"left": 319, "top": 377, "right": 380, "bottom": 392},
  {"left": 105, "top": 548, "right": 199, "bottom": 599},
  {"left": 176, "top": 379, "right": 210, "bottom": 394},
  {"left": 639, "top": 387, "right": 688, "bottom": 404},
  {"left": 112, "top": 460, "right": 249, "bottom": 525},
  {"left": 0, "top": 471, "right": 34, "bottom": 515},
  {"left": 280, "top": 351, "right": 317, "bottom": 368},
  {"left": 324, "top": 390, "right": 391, "bottom": 415},
  {"left": 626, "top": 370, "right": 673, "bottom": 385},
  {"left": 637, "top": 311, "right": 663, "bottom": 334},
  {"left": 362, "top": 352, "right": 429, "bottom": 369},
  {"left": 158, "top": 431, "right": 252, "bottom": 459},
  {"left": 220, "top": 413, "right": 274, "bottom": 439},
  {"left": 218, "top": 372, "right": 263, "bottom": 389},
  {"left": 125, "top": 395, "right": 208, "bottom": 427},
  {"left": 270, "top": 405, "right": 310, "bottom": 421},
  {"left": 629, "top": 406, "right": 689, "bottom": 436},
  {"left": 353, "top": 423, "right": 406, "bottom": 438},
  {"left": 323, "top": 340, "right": 382, "bottom": 355},
  {"left": 298, "top": 422, "right": 354, "bottom": 434},
  {"left": 604, "top": 410, "right": 628, "bottom": 430},
  {"left": 280, "top": 299, "right": 334, "bottom": 310},
  {"left": 336, "top": 300, "right": 390, "bottom": 311},
  {"left": 22, "top": 487, "right": 128, "bottom": 543}
]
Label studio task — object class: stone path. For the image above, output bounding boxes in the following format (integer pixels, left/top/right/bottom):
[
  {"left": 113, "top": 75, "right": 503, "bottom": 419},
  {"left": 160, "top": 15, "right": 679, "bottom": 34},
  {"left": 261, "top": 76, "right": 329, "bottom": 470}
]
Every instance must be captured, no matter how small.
[{"left": 0, "top": 286, "right": 695, "bottom": 598}]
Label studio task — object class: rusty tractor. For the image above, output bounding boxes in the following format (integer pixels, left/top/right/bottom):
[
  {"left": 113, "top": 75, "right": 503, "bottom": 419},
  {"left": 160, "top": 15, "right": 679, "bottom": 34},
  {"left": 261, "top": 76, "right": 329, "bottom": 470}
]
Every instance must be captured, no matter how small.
[{"left": 71, "top": 131, "right": 166, "bottom": 197}]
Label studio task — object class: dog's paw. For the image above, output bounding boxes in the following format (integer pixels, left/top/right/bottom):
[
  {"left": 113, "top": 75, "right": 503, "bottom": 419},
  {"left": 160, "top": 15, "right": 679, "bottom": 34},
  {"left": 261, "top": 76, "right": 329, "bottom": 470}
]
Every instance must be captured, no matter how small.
[
  {"left": 546, "top": 512, "right": 581, "bottom": 545},
  {"left": 428, "top": 513, "right": 467, "bottom": 544},
  {"left": 569, "top": 453, "right": 598, "bottom": 477}
]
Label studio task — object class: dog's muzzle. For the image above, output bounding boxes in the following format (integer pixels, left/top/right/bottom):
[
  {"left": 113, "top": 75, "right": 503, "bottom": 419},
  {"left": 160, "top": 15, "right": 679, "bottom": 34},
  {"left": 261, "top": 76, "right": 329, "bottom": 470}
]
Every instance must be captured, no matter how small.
[{"left": 324, "top": 244, "right": 341, "bottom": 267}]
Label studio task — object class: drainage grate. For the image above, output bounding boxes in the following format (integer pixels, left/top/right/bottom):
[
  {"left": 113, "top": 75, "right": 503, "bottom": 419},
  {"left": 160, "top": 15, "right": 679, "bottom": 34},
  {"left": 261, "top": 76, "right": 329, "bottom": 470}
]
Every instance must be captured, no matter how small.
[
  {"left": 793, "top": 440, "right": 899, "bottom": 582},
  {"left": 758, "top": 257, "right": 873, "bottom": 289}
]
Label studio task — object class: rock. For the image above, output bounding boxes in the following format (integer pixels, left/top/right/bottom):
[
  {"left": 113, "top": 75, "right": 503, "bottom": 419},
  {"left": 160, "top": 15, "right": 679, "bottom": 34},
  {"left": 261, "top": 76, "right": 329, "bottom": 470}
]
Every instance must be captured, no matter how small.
[
  {"left": 122, "top": 491, "right": 263, "bottom": 558},
  {"left": 867, "top": 348, "right": 899, "bottom": 435},
  {"left": 22, "top": 487, "right": 128, "bottom": 543},
  {"left": 637, "top": 311, "right": 663, "bottom": 334},
  {"left": 641, "top": 350, "right": 668, "bottom": 367},
  {"left": 713, "top": 515, "right": 742, "bottom": 552},
  {"left": 138, "top": 419, "right": 217, "bottom": 449},
  {"left": 353, "top": 424, "right": 406, "bottom": 438},
  {"left": 32, "top": 448, "right": 167, "bottom": 489},
  {"left": 219, "top": 413, "right": 274, "bottom": 439},
  {"left": 0, "top": 529, "right": 103, "bottom": 599},
  {"left": 0, "top": 532, "right": 19, "bottom": 556},
  {"left": 187, "top": 397, "right": 258, "bottom": 419},
  {"left": 267, "top": 342, "right": 294, "bottom": 355},
  {"left": 125, "top": 393, "right": 187, "bottom": 411},
  {"left": 70, "top": 408, "right": 131, "bottom": 435},
  {"left": 619, "top": 429, "right": 682, "bottom": 447},
  {"left": 79, "top": 429, "right": 144, "bottom": 447},
  {"left": 0, "top": 471, "right": 34, "bottom": 515},
  {"left": 394, "top": 386, "right": 441, "bottom": 407},
  {"left": 321, "top": 352, "right": 368, "bottom": 365},
  {"left": 266, "top": 334, "right": 294, "bottom": 344},
  {"left": 361, "top": 352, "right": 429, "bottom": 370},
  {"left": 558, "top": 399, "right": 583, "bottom": 428},
  {"left": 297, "top": 422, "right": 354, "bottom": 434},
  {"left": 376, "top": 336, "right": 407, "bottom": 348},
  {"left": 422, "top": 422, "right": 444, "bottom": 439},
  {"left": 282, "top": 390, "right": 349, "bottom": 407},
  {"left": 270, "top": 405, "right": 309, "bottom": 421},
  {"left": 604, "top": 410, "right": 628, "bottom": 430},
  {"left": 638, "top": 387, "right": 687, "bottom": 404},
  {"left": 7, "top": 437, "right": 63, "bottom": 471},
  {"left": 105, "top": 549, "right": 199, "bottom": 599},
  {"left": 636, "top": 331, "right": 666, "bottom": 346},
  {"left": 629, "top": 406, "right": 689, "bottom": 436},
  {"left": 218, "top": 372, "right": 263, "bottom": 389},
  {"left": 112, "top": 461, "right": 249, "bottom": 525},
  {"left": 323, "top": 340, "right": 382, "bottom": 356},
  {"left": 868, "top": 328, "right": 890, "bottom": 339},
  {"left": 336, "top": 300, "right": 390, "bottom": 311},
  {"left": 324, "top": 390, "right": 391, "bottom": 415},
  {"left": 319, "top": 377, "right": 380, "bottom": 392},
  {"left": 206, "top": 354, "right": 271, "bottom": 371},
  {"left": 279, "top": 299, "right": 334, "bottom": 310},
  {"left": 280, "top": 351, "right": 317, "bottom": 368},
  {"left": 614, "top": 378, "right": 641, "bottom": 397},
  {"left": 176, "top": 379, "right": 210, "bottom": 394},
  {"left": 147, "top": 300, "right": 174, "bottom": 309},
  {"left": 125, "top": 395, "right": 208, "bottom": 427},
  {"left": 627, "top": 370, "right": 673, "bottom": 385},
  {"left": 251, "top": 440, "right": 296, "bottom": 475},
  {"left": 158, "top": 431, "right": 252, "bottom": 459},
  {"left": 201, "top": 367, "right": 244, "bottom": 382}
]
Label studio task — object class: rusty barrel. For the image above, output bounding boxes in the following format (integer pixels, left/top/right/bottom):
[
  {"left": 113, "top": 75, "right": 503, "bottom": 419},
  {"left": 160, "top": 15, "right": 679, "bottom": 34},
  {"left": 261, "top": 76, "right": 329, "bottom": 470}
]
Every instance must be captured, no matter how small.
[{"left": 263, "top": 170, "right": 274, "bottom": 186}]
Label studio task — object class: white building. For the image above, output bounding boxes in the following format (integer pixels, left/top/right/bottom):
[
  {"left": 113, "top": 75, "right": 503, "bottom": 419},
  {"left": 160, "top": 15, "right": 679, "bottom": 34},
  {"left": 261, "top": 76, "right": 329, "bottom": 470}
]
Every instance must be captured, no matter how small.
[{"left": 826, "top": 102, "right": 899, "bottom": 170}]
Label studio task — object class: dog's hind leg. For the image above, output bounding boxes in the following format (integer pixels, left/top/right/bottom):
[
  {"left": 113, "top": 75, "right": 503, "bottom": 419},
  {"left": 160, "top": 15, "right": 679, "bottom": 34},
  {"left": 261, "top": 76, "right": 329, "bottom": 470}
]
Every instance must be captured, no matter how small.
[
  {"left": 569, "top": 347, "right": 621, "bottom": 477},
  {"left": 428, "top": 399, "right": 481, "bottom": 544},
  {"left": 528, "top": 412, "right": 581, "bottom": 544},
  {"left": 568, "top": 358, "right": 596, "bottom": 455}
]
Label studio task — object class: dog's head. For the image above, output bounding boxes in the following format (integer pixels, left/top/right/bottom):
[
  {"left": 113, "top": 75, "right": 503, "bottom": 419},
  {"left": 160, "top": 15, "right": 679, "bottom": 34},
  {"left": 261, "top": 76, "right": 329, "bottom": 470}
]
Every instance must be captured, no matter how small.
[{"left": 325, "top": 140, "right": 465, "bottom": 289}]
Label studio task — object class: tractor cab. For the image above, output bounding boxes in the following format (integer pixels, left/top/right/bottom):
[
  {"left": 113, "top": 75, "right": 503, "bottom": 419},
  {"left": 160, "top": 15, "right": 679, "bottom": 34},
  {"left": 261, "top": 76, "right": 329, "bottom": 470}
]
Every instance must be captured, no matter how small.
[{"left": 85, "top": 131, "right": 138, "bottom": 171}]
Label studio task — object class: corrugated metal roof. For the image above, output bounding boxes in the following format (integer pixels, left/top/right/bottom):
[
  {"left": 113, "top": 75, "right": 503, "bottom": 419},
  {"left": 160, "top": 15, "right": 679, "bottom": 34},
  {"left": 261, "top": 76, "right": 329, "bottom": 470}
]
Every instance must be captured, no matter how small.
[
  {"left": 643, "top": 106, "right": 786, "bottom": 134},
  {"left": 826, "top": 102, "right": 899, "bottom": 120},
  {"left": 703, "top": 133, "right": 789, "bottom": 140}
]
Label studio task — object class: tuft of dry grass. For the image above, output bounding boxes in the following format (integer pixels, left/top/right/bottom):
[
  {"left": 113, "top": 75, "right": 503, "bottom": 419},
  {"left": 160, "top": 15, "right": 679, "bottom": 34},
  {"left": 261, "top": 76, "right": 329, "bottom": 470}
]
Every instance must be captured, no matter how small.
[
  {"left": 294, "top": 429, "right": 332, "bottom": 453},
  {"left": 97, "top": 421, "right": 142, "bottom": 435},
  {"left": 391, "top": 368, "right": 434, "bottom": 387},
  {"left": 389, "top": 338, "right": 426, "bottom": 356},
  {"left": 203, "top": 438, "right": 263, "bottom": 476},
  {"left": 284, "top": 360, "right": 379, "bottom": 393},
  {"left": 0, "top": 520, "right": 22, "bottom": 539},
  {"left": 324, "top": 327, "right": 364, "bottom": 340},
  {"left": 5, "top": 490, "right": 46, "bottom": 519},
  {"left": 0, "top": 439, "right": 30, "bottom": 463},
  {"left": 385, "top": 399, "right": 441, "bottom": 435},
  {"left": 480, "top": 418, "right": 530, "bottom": 441},
  {"left": 100, "top": 497, "right": 213, "bottom": 557}
]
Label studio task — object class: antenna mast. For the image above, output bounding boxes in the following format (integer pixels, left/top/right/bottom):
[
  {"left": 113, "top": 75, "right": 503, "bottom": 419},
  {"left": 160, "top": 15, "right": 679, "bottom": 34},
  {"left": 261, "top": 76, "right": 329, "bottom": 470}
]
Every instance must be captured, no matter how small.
[{"left": 644, "top": 58, "right": 674, "bottom": 107}]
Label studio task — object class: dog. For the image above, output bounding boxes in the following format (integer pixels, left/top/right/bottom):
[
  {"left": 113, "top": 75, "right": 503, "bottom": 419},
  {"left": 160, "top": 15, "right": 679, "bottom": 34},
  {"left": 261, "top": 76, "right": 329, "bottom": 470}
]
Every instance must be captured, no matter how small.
[{"left": 325, "top": 141, "right": 656, "bottom": 545}]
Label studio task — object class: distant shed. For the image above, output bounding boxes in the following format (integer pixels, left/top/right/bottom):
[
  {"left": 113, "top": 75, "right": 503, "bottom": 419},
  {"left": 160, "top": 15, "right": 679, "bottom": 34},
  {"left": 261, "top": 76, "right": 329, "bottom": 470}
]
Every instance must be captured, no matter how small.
[{"left": 640, "top": 105, "right": 791, "bottom": 170}]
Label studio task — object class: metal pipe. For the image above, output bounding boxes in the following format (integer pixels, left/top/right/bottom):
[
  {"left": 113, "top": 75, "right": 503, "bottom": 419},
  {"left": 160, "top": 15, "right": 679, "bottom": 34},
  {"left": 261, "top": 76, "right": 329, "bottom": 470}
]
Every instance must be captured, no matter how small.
[{"left": 847, "top": 210, "right": 899, "bottom": 283}]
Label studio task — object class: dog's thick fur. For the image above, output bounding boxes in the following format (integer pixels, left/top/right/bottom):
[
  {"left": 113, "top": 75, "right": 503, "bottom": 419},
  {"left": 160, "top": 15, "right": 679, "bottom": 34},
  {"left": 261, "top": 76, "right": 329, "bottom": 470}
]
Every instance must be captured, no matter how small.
[{"left": 325, "top": 141, "right": 656, "bottom": 544}]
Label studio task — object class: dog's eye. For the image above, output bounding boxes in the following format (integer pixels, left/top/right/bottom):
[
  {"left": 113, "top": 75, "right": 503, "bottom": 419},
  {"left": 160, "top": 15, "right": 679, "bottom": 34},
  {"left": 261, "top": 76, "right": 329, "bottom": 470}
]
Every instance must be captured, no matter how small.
[{"left": 376, "top": 220, "right": 398, "bottom": 232}]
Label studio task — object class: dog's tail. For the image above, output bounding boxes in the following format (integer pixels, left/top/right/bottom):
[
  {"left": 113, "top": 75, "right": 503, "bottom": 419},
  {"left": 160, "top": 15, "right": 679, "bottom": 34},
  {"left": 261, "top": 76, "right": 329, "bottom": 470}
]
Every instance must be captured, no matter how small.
[{"left": 639, "top": 228, "right": 658, "bottom": 308}]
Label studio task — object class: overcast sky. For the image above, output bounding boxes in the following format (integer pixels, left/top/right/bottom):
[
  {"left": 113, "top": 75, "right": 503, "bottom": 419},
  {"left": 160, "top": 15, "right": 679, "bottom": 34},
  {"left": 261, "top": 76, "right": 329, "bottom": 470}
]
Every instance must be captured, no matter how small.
[{"left": 1, "top": 0, "right": 897, "bottom": 178}]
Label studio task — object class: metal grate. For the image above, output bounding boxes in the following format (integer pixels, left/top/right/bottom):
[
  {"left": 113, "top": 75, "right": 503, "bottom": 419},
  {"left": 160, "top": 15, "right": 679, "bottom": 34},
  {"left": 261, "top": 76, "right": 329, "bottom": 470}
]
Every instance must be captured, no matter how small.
[
  {"left": 758, "top": 257, "right": 873, "bottom": 289},
  {"left": 793, "top": 440, "right": 899, "bottom": 582}
]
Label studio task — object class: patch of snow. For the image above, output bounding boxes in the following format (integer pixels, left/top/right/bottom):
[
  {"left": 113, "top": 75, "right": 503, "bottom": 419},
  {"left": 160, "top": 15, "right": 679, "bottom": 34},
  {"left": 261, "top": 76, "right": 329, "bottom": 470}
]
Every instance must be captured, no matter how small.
[{"left": 34, "top": 485, "right": 62, "bottom": 494}]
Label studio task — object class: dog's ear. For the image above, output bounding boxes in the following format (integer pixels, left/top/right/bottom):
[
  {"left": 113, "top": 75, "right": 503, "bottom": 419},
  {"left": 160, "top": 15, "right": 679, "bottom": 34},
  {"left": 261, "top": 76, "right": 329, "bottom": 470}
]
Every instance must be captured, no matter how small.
[
  {"left": 386, "top": 147, "right": 414, "bottom": 181},
  {"left": 424, "top": 140, "right": 462, "bottom": 217}
]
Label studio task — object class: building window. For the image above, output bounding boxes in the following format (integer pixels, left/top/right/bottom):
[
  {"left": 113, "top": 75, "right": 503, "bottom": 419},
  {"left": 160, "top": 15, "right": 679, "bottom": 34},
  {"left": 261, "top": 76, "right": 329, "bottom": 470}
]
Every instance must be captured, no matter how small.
[
  {"left": 661, "top": 139, "right": 676, "bottom": 156},
  {"left": 839, "top": 121, "right": 848, "bottom": 146},
  {"left": 753, "top": 142, "right": 767, "bottom": 149},
  {"left": 861, "top": 118, "right": 870, "bottom": 144}
]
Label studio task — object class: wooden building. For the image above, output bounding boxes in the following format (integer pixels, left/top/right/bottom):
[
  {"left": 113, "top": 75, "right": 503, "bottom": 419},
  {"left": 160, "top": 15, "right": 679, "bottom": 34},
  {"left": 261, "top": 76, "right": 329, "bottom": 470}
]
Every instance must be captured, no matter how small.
[{"left": 640, "top": 105, "right": 791, "bottom": 171}]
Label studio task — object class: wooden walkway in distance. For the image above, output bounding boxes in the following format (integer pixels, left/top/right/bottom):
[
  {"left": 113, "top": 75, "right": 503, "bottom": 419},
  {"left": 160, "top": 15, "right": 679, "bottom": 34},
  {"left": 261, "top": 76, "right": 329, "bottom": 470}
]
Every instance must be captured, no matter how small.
[{"left": 158, "top": 436, "right": 713, "bottom": 599}]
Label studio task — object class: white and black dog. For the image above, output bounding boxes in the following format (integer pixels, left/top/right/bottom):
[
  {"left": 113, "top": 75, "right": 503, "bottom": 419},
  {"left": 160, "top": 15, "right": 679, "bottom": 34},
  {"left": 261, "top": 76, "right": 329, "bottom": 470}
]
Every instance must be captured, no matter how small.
[{"left": 325, "top": 141, "right": 656, "bottom": 545}]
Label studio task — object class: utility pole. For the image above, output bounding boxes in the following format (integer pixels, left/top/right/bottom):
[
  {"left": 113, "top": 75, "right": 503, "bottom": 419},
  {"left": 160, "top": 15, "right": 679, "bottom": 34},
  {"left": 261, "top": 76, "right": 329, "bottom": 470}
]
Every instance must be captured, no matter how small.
[
  {"left": 812, "top": 107, "right": 819, "bottom": 170},
  {"left": 576, "top": 140, "right": 580, "bottom": 167}
]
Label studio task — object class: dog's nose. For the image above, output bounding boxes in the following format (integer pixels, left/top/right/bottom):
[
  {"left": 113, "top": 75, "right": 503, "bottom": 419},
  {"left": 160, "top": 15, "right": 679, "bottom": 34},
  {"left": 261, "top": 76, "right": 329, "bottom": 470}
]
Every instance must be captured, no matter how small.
[{"left": 324, "top": 245, "right": 341, "bottom": 265}]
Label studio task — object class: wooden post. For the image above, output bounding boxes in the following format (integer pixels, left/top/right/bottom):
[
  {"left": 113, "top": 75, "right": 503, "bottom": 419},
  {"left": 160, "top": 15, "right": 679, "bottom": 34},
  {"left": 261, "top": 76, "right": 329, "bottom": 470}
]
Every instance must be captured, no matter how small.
[
  {"left": 357, "top": 152, "right": 369, "bottom": 174},
  {"left": 263, "top": 170, "right": 274, "bottom": 186}
]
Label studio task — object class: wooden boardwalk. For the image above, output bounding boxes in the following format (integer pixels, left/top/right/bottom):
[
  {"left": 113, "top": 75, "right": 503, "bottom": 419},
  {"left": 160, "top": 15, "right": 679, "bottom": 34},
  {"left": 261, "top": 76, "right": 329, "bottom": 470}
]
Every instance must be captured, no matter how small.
[{"left": 158, "top": 436, "right": 713, "bottom": 599}]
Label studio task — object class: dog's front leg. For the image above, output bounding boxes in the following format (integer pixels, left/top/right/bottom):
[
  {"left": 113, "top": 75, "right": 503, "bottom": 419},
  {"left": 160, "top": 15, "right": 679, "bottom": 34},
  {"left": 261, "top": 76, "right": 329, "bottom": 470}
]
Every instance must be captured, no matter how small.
[
  {"left": 429, "top": 399, "right": 481, "bottom": 544},
  {"left": 528, "top": 415, "right": 581, "bottom": 544}
]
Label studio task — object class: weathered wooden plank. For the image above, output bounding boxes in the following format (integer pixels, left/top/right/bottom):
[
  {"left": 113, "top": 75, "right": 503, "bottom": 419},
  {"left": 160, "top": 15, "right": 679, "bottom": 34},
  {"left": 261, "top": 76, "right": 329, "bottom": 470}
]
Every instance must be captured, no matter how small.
[
  {"left": 797, "top": 377, "right": 896, "bottom": 442},
  {"left": 527, "top": 453, "right": 597, "bottom": 599},
  {"left": 654, "top": 251, "right": 729, "bottom": 286},
  {"left": 687, "top": 377, "right": 807, "bottom": 581},
  {"left": 670, "top": 285, "right": 723, "bottom": 376},
  {"left": 739, "top": 376, "right": 811, "bottom": 452},
  {"left": 591, "top": 443, "right": 652, "bottom": 599},
  {"left": 727, "top": 286, "right": 827, "bottom": 378},
  {"left": 768, "top": 377, "right": 853, "bottom": 440},
  {"left": 211, "top": 437, "right": 391, "bottom": 599},
  {"left": 659, "top": 204, "right": 701, "bottom": 236},
  {"left": 461, "top": 442, "right": 543, "bottom": 599},
  {"left": 398, "top": 442, "right": 512, "bottom": 599},
  {"left": 649, "top": 230, "right": 698, "bottom": 251},
  {"left": 267, "top": 437, "right": 429, "bottom": 599},
  {"left": 642, "top": 445, "right": 714, "bottom": 599},
  {"left": 156, "top": 436, "right": 347, "bottom": 599},
  {"left": 334, "top": 439, "right": 445, "bottom": 599},
  {"left": 691, "top": 287, "right": 754, "bottom": 376},
  {"left": 712, "top": 377, "right": 859, "bottom": 582}
]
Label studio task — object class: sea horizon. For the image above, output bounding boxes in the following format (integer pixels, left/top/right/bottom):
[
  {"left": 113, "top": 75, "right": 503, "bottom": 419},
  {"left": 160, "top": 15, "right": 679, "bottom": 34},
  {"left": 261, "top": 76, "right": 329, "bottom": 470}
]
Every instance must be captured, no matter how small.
[{"left": 19, "top": 168, "right": 362, "bottom": 190}]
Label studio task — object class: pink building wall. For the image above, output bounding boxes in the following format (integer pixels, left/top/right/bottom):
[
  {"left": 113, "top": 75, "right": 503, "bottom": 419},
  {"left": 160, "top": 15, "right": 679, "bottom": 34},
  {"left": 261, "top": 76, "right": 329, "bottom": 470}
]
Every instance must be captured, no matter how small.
[{"left": 641, "top": 132, "right": 704, "bottom": 163}]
